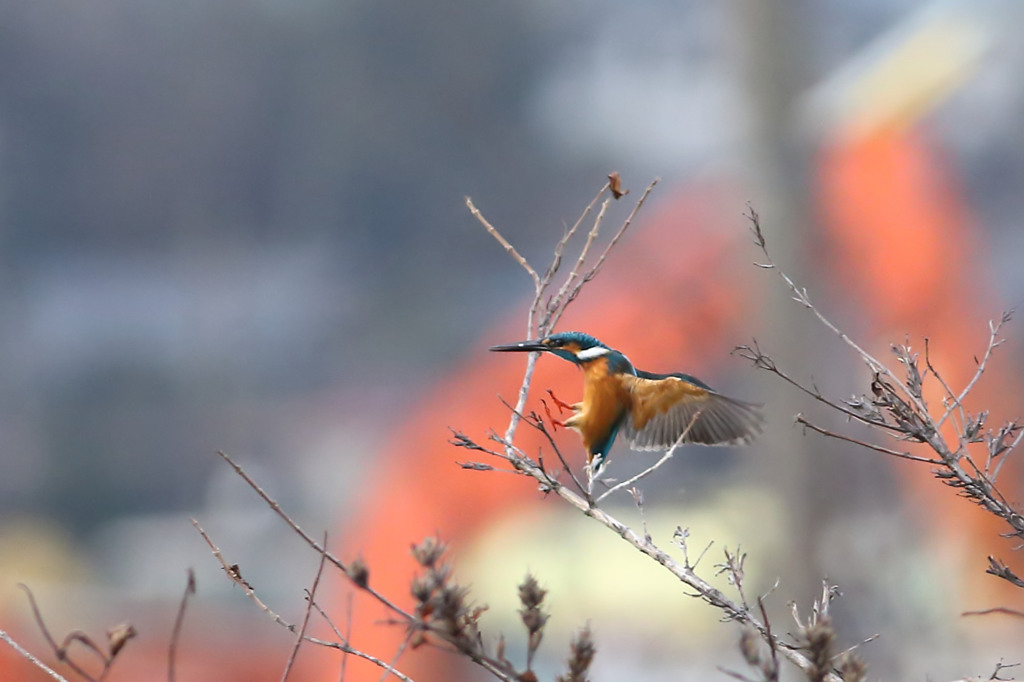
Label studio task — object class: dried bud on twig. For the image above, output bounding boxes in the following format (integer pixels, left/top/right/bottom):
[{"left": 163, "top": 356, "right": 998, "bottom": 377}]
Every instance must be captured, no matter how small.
[
  {"left": 411, "top": 575, "right": 433, "bottom": 608},
  {"left": 739, "top": 627, "right": 762, "bottom": 666},
  {"left": 347, "top": 556, "right": 369, "bottom": 588},
  {"left": 802, "top": 618, "right": 836, "bottom": 682},
  {"left": 607, "top": 172, "right": 628, "bottom": 199},
  {"left": 411, "top": 537, "right": 446, "bottom": 568},
  {"left": 518, "top": 574, "right": 549, "bottom": 669},
  {"left": 107, "top": 622, "right": 137, "bottom": 658},
  {"left": 557, "top": 626, "right": 596, "bottom": 682},
  {"left": 518, "top": 575, "right": 548, "bottom": 633},
  {"left": 837, "top": 650, "right": 868, "bottom": 682}
]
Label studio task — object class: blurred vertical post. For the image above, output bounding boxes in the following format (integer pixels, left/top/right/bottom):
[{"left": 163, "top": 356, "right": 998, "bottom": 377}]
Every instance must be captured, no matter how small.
[{"left": 730, "top": 0, "right": 824, "bottom": 604}]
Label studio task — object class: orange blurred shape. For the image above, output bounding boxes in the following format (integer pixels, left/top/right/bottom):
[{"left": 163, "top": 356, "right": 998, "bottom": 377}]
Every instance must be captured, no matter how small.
[{"left": 819, "top": 125, "right": 1022, "bottom": 595}]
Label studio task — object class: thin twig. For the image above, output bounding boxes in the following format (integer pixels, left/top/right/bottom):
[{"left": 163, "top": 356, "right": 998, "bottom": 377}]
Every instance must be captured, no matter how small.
[
  {"left": 540, "top": 182, "right": 610, "bottom": 289},
  {"left": 581, "top": 178, "right": 657, "bottom": 281},
  {"left": 376, "top": 633, "right": 414, "bottom": 682},
  {"left": 924, "top": 337, "right": 964, "bottom": 431},
  {"left": 303, "top": 602, "right": 352, "bottom": 682},
  {"left": 191, "top": 518, "right": 295, "bottom": 631},
  {"left": 501, "top": 352, "right": 541, "bottom": 451},
  {"left": 733, "top": 342, "right": 905, "bottom": 436},
  {"left": 281, "top": 533, "right": 331, "bottom": 682},
  {"left": 168, "top": 569, "right": 196, "bottom": 682},
  {"left": 59, "top": 632, "right": 107, "bottom": 673},
  {"left": 746, "top": 206, "right": 927, "bottom": 418},
  {"left": 481, "top": 431, "right": 836, "bottom": 678},
  {"left": 747, "top": 207, "right": 1024, "bottom": 574},
  {"left": 992, "top": 426, "right": 1024, "bottom": 482},
  {"left": 466, "top": 196, "right": 540, "bottom": 289},
  {"left": 596, "top": 410, "right": 701, "bottom": 504},
  {"left": 549, "top": 178, "right": 658, "bottom": 330},
  {"left": 758, "top": 598, "right": 779, "bottom": 679},
  {"left": 341, "top": 595, "right": 354, "bottom": 682},
  {"left": 962, "top": 607, "right": 1024, "bottom": 618},
  {"left": 794, "top": 416, "right": 942, "bottom": 464},
  {"left": 936, "top": 312, "right": 1013, "bottom": 431},
  {"left": 213, "top": 451, "right": 413, "bottom": 619},
  {"left": 192, "top": 518, "right": 416, "bottom": 680},
  {"left": 19, "top": 585, "right": 61, "bottom": 657},
  {"left": 305, "top": 600, "right": 415, "bottom": 682},
  {"left": 496, "top": 396, "right": 587, "bottom": 497},
  {"left": 0, "top": 629, "right": 68, "bottom": 682},
  {"left": 834, "top": 633, "right": 879, "bottom": 660},
  {"left": 19, "top": 584, "right": 97, "bottom": 681},
  {"left": 547, "top": 198, "right": 609, "bottom": 319}
]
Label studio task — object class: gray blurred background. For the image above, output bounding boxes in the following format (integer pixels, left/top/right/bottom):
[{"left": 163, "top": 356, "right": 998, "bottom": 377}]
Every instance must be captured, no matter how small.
[{"left": 2, "top": 1, "right": 1024, "bottom": 680}]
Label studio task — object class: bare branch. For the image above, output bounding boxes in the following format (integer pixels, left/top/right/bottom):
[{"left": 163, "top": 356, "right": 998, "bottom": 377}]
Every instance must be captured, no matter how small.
[
  {"left": 924, "top": 337, "right": 965, "bottom": 430},
  {"left": 0, "top": 629, "right": 68, "bottom": 682},
  {"left": 990, "top": 423, "right": 1024, "bottom": 482},
  {"left": 58, "top": 631, "right": 107, "bottom": 672},
  {"left": 213, "top": 451, "right": 414, "bottom": 618},
  {"left": 191, "top": 518, "right": 295, "bottom": 631},
  {"left": 745, "top": 208, "right": 1024, "bottom": 566},
  {"left": 936, "top": 311, "right": 1014, "bottom": 431},
  {"left": 376, "top": 633, "right": 414, "bottom": 682},
  {"left": 341, "top": 595, "right": 354, "bottom": 682},
  {"left": 496, "top": 395, "right": 588, "bottom": 497},
  {"left": 745, "top": 206, "right": 927, "bottom": 416},
  {"left": 546, "top": 197, "right": 609, "bottom": 322},
  {"left": 986, "top": 556, "right": 1024, "bottom": 589},
  {"left": 794, "top": 415, "right": 942, "bottom": 464},
  {"left": 465, "top": 196, "right": 539, "bottom": 289},
  {"left": 758, "top": 598, "right": 779, "bottom": 681},
  {"left": 191, "top": 518, "right": 416, "bottom": 680},
  {"left": 596, "top": 409, "right": 702, "bottom": 504},
  {"left": 962, "top": 607, "right": 1024, "bottom": 618},
  {"left": 168, "top": 569, "right": 196, "bottom": 682},
  {"left": 540, "top": 181, "right": 608, "bottom": 288},
  {"left": 476, "top": 430, "right": 840, "bottom": 680},
  {"left": 20, "top": 584, "right": 101, "bottom": 681},
  {"left": 548, "top": 178, "right": 659, "bottom": 330},
  {"left": 281, "top": 533, "right": 330, "bottom": 682},
  {"left": 733, "top": 341, "right": 905, "bottom": 435}
]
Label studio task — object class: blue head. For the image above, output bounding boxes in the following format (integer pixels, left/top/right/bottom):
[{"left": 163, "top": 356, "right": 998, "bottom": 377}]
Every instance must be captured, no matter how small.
[{"left": 490, "top": 331, "right": 634, "bottom": 372}]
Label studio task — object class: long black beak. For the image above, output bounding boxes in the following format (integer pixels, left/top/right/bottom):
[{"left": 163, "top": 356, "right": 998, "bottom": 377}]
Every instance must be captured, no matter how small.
[{"left": 489, "top": 340, "right": 548, "bottom": 353}]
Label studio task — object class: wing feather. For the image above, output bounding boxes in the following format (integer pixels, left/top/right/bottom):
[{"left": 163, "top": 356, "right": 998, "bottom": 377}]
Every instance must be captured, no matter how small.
[{"left": 622, "top": 375, "right": 763, "bottom": 451}]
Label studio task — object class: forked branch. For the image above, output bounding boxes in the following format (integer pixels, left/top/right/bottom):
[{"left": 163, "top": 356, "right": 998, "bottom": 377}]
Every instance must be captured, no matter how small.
[{"left": 740, "top": 207, "right": 1024, "bottom": 589}]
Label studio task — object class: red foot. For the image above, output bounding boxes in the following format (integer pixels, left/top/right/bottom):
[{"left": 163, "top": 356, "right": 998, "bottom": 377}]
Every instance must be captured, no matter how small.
[
  {"left": 541, "top": 399, "right": 567, "bottom": 432},
  {"left": 546, "top": 389, "right": 574, "bottom": 414}
]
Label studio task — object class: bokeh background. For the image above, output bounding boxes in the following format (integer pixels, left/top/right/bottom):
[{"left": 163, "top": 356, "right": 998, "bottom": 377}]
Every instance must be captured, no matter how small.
[{"left": 2, "top": 0, "right": 1024, "bottom": 680}]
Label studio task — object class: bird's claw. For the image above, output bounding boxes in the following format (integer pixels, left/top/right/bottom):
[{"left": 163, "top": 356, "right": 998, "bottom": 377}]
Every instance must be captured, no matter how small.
[
  {"left": 541, "top": 398, "right": 567, "bottom": 432},
  {"left": 546, "top": 389, "right": 574, "bottom": 413}
]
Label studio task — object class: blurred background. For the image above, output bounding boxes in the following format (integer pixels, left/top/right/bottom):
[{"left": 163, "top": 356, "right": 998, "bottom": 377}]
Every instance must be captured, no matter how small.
[{"left": 2, "top": 0, "right": 1024, "bottom": 680}]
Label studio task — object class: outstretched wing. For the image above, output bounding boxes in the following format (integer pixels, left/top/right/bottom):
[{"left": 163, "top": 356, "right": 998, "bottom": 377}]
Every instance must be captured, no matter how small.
[{"left": 621, "top": 372, "right": 763, "bottom": 451}]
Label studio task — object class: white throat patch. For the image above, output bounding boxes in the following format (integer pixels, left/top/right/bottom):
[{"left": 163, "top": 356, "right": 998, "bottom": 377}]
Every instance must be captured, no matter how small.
[{"left": 576, "top": 346, "right": 610, "bottom": 361}]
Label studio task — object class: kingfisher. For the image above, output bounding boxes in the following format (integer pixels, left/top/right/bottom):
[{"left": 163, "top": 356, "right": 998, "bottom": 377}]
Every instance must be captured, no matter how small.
[{"left": 490, "top": 331, "right": 762, "bottom": 477}]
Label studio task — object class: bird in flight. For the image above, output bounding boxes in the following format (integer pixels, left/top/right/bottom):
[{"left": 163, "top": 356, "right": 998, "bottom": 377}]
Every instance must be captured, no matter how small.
[{"left": 491, "top": 331, "right": 762, "bottom": 481}]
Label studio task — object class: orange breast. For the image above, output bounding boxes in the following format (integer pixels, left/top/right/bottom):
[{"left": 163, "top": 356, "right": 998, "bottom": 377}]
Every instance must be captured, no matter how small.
[{"left": 571, "top": 360, "right": 631, "bottom": 457}]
